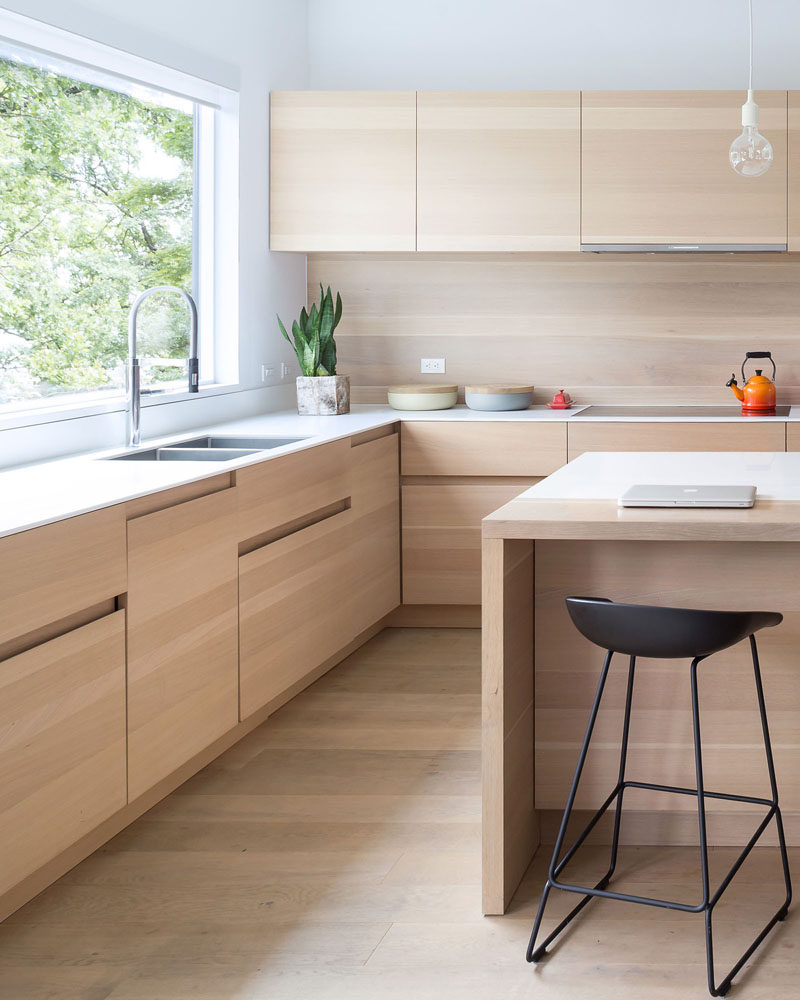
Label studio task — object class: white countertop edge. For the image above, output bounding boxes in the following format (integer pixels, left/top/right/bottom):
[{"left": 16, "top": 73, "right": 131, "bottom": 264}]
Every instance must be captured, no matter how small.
[
  {"left": 3, "top": 403, "right": 800, "bottom": 538},
  {"left": 520, "top": 451, "right": 800, "bottom": 502}
]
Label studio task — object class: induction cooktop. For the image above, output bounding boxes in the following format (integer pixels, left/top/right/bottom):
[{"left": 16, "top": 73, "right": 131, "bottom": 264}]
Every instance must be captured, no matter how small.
[{"left": 572, "top": 405, "right": 791, "bottom": 418}]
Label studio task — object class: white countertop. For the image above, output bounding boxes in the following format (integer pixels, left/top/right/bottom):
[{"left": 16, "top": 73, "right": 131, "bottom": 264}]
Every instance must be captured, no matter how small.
[
  {"left": 3, "top": 402, "right": 800, "bottom": 539},
  {"left": 521, "top": 451, "right": 800, "bottom": 501}
]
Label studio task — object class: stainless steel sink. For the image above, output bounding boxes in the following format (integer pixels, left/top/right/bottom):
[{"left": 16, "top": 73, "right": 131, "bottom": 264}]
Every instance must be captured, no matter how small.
[
  {"left": 169, "top": 435, "right": 307, "bottom": 450},
  {"left": 105, "top": 435, "right": 307, "bottom": 462}
]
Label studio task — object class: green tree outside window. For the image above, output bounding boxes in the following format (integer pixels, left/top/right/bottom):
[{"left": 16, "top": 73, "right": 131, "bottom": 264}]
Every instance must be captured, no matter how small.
[{"left": 0, "top": 57, "right": 194, "bottom": 405}]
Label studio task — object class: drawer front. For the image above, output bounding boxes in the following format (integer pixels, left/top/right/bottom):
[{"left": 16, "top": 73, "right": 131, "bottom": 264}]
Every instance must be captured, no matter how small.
[
  {"left": 127, "top": 490, "right": 239, "bottom": 800},
  {"left": 402, "top": 483, "right": 534, "bottom": 605},
  {"left": 239, "top": 508, "right": 355, "bottom": 719},
  {"left": 0, "top": 611, "right": 126, "bottom": 896},
  {"left": 401, "top": 422, "right": 567, "bottom": 477},
  {"left": 350, "top": 435, "right": 401, "bottom": 628},
  {"left": 568, "top": 421, "right": 786, "bottom": 461},
  {"left": 236, "top": 439, "right": 351, "bottom": 543},
  {"left": 0, "top": 507, "right": 126, "bottom": 647},
  {"left": 786, "top": 423, "right": 800, "bottom": 451}
]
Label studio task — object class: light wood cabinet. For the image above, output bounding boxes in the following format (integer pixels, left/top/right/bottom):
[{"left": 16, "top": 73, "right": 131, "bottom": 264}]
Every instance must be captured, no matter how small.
[
  {"left": 401, "top": 422, "right": 567, "bottom": 477},
  {"left": 400, "top": 422, "right": 562, "bottom": 607},
  {"left": 349, "top": 434, "right": 401, "bottom": 627},
  {"left": 786, "top": 423, "right": 800, "bottom": 450},
  {"left": 236, "top": 438, "right": 351, "bottom": 544},
  {"left": 126, "top": 489, "right": 239, "bottom": 800},
  {"left": 568, "top": 420, "right": 786, "bottom": 461},
  {"left": 239, "top": 432, "right": 401, "bottom": 719},
  {"left": 581, "top": 91, "right": 788, "bottom": 246},
  {"left": 0, "top": 507, "right": 125, "bottom": 649},
  {"left": 403, "top": 482, "right": 535, "bottom": 605},
  {"left": 416, "top": 91, "right": 580, "bottom": 250},
  {"left": 270, "top": 91, "right": 416, "bottom": 251},
  {"left": 239, "top": 507, "right": 356, "bottom": 719},
  {"left": 0, "top": 611, "right": 126, "bottom": 897},
  {"left": 789, "top": 92, "right": 800, "bottom": 250}
]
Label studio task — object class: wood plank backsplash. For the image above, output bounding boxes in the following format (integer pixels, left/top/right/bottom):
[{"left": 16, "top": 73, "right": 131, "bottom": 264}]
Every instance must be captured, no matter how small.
[{"left": 307, "top": 253, "right": 800, "bottom": 404}]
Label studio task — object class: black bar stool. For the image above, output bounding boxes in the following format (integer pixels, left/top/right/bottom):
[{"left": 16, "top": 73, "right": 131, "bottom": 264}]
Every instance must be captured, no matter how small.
[{"left": 526, "top": 597, "right": 792, "bottom": 998}]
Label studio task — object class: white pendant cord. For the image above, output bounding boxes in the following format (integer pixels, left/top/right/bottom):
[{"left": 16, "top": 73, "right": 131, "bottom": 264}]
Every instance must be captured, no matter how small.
[
  {"left": 741, "top": 0, "right": 758, "bottom": 127},
  {"left": 729, "top": 0, "right": 772, "bottom": 174}
]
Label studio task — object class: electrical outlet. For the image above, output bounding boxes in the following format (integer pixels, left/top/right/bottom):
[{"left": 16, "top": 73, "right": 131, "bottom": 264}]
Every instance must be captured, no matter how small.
[
  {"left": 261, "top": 363, "right": 276, "bottom": 382},
  {"left": 280, "top": 361, "right": 292, "bottom": 379},
  {"left": 420, "top": 358, "right": 446, "bottom": 374}
]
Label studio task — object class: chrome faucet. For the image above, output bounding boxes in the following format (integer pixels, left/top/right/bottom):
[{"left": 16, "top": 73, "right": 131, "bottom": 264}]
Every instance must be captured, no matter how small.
[{"left": 127, "top": 285, "right": 199, "bottom": 446}]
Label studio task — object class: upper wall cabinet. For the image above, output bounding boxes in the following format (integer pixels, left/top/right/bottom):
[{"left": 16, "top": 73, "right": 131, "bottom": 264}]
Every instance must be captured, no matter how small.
[
  {"left": 581, "top": 91, "right": 788, "bottom": 247},
  {"left": 416, "top": 92, "right": 580, "bottom": 250},
  {"left": 270, "top": 91, "right": 416, "bottom": 251},
  {"left": 789, "top": 92, "right": 800, "bottom": 250}
]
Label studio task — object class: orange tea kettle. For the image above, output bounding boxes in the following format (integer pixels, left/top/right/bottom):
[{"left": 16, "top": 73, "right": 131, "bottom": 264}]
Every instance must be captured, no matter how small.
[{"left": 726, "top": 351, "right": 777, "bottom": 414}]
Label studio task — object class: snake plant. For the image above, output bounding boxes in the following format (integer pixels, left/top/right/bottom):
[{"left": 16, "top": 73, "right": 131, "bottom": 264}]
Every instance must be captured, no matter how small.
[{"left": 277, "top": 284, "right": 342, "bottom": 377}]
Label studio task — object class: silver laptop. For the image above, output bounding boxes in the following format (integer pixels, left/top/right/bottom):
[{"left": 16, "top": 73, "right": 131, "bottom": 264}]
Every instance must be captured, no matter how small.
[{"left": 619, "top": 484, "right": 757, "bottom": 508}]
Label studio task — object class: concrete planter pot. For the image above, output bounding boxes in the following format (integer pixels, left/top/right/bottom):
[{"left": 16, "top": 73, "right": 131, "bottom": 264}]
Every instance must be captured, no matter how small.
[{"left": 296, "top": 375, "right": 351, "bottom": 415}]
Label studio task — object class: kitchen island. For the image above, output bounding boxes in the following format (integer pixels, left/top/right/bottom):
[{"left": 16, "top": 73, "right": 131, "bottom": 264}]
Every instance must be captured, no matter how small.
[{"left": 482, "top": 451, "right": 800, "bottom": 914}]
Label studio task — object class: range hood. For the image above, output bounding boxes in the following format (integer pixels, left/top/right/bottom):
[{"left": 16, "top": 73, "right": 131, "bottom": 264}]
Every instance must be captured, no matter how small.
[{"left": 580, "top": 243, "right": 787, "bottom": 253}]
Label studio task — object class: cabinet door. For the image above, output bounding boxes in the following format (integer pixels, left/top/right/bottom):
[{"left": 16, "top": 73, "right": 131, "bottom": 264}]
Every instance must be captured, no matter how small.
[
  {"left": 126, "top": 489, "right": 238, "bottom": 800},
  {"left": 350, "top": 434, "right": 401, "bottom": 627},
  {"left": 236, "top": 438, "right": 351, "bottom": 544},
  {"left": 568, "top": 421, "right": 786, "bottom": 461},
  {"left": 239, "top": 508, "right": 355, "bottom": 719},
  {"left": 0, "top": 612, "right": 126, "bottom": 896},
  {"left": 270, "top": 91, "right": 416, "bottom": 251},
  {"left": 582, "top": 91, "right": 788, "bottom": 246},
  {"left": 789, "top": 92, "right": 800, "bottom": 250},
  {"left": 402, "top": 483, "right": 534, "bottom": 605},
  {"left": 0, "top": 507, "right": 125, "bottom": 648},
  {"left": 417, "top": 92, "right": 579, "bottom": 250},
  {"left": 401, "top": 422, "right": 567, "bottom": 477}
]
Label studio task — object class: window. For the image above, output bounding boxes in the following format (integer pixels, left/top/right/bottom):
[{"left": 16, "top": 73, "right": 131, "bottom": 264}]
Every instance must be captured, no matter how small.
[{"left": 0, "top": 11, "right": 238, "bottom": 419}]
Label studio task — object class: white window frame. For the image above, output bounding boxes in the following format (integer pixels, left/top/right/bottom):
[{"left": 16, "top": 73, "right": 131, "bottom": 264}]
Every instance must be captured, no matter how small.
[{"left": 0, "top": 8, "right": 239, "bottom": 430}]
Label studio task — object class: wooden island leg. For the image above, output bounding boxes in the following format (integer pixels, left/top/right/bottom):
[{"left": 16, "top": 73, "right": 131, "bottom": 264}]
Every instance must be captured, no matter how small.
[{"left": 482, "top": 535, "right": 537, "bottom": 914}]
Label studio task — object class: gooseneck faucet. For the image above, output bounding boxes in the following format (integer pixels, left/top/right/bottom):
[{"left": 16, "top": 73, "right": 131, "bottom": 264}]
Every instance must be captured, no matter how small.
[{"left": 127, "top": 285, "right": 199, "bottom": 447}]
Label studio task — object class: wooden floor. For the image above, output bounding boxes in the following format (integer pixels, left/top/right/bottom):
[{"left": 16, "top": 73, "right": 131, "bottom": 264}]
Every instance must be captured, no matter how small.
[{"left": 0, "top": 627, "right": 797, "bottom": 999}]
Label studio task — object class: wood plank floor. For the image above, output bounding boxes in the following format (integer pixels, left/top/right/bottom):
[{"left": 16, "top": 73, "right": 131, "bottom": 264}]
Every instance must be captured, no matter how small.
[{"left": 0, "top": 627, "right": 797, "bottom": 999}]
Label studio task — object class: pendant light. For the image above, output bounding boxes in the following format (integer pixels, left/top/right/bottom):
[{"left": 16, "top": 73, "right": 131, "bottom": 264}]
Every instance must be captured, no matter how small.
[{"left": 729, "top": 0, "right": 773, "bottom": 176}]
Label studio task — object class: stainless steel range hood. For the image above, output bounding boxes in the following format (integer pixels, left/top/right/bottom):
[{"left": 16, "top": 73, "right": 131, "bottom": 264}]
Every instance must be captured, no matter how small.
[{"left": 580, "top": 243, "right": 787, "bottom": 253}]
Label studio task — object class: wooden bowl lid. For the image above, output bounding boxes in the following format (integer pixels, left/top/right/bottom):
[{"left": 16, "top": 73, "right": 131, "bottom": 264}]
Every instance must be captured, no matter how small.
[
  {"left": 388, "top": 384, "right": 458, "bottom": 394},
  {"left": 465, "top": 384, "right": 534, "bottom": 394}
]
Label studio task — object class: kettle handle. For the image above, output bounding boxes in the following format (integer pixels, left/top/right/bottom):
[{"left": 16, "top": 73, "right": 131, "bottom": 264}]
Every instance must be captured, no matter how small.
[{"left": 742, "top": 351, "right": 776, "bottom": 383}]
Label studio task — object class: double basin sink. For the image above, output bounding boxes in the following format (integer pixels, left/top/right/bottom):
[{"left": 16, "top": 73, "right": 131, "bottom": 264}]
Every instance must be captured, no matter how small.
[{"left": 107, "top": 435, "right": 307, "bottom": 462}]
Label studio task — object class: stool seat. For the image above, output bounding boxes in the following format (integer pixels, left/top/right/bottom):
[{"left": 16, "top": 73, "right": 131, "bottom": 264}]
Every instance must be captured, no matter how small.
[{"left": 566, "top": 596, "right": 782, "bottom": 659}]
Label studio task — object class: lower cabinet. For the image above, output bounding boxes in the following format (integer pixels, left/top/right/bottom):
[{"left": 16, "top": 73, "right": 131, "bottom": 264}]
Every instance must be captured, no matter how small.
[
  {"left": 126, "top": 489, "right": 239, "bottom": 800},
  {"left": 350, "top": 434, "right": 401, "bottom": 627},
  {"left": 239, "top": 431, "right": 401, "bottom": 720},
  {"left": 400, "top": 422, "right": 565, "bottom": 607},
  {"left": 239, "top": 507, "right": 356, "bottom": 718},
  {"left": 0, "top": 611, "right": 126, "bottom": 897},
  {"left": 402, "top": 483, "right": 532, "bottom": 605},
  {"left": 568, "top": 421, "right": 786, "bottom": 460}
]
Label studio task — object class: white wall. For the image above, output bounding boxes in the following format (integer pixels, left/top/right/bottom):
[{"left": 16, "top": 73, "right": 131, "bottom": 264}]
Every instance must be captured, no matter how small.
[
  {"left": 308, "top": 0, "right": 800, "bottom": 89},
  {"left": 0, "top": 0, "right": 307, "bottom": 467}
]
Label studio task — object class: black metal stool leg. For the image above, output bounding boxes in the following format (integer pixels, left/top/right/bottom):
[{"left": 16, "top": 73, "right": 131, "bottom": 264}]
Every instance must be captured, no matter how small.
[
  {"left": 750, "top": 635, "right": 793, "bottom": 916},
  {"left": 607, "top": 655, "right": 637, "bottom": 880},
  {"left": 527, "top": 649, "right": 620, "bottom": 962},
  {"left": 694, "top": 638, "right": 792, "bottom": 998}
]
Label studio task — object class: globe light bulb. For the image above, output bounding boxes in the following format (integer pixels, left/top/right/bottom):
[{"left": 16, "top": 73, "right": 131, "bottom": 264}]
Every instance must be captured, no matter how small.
[
  {"left": 729, "top": 91, "right": 773, "bottom": 177},
  {"left": 730, "top": 126, "right": 773, "bottom": 177}
]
